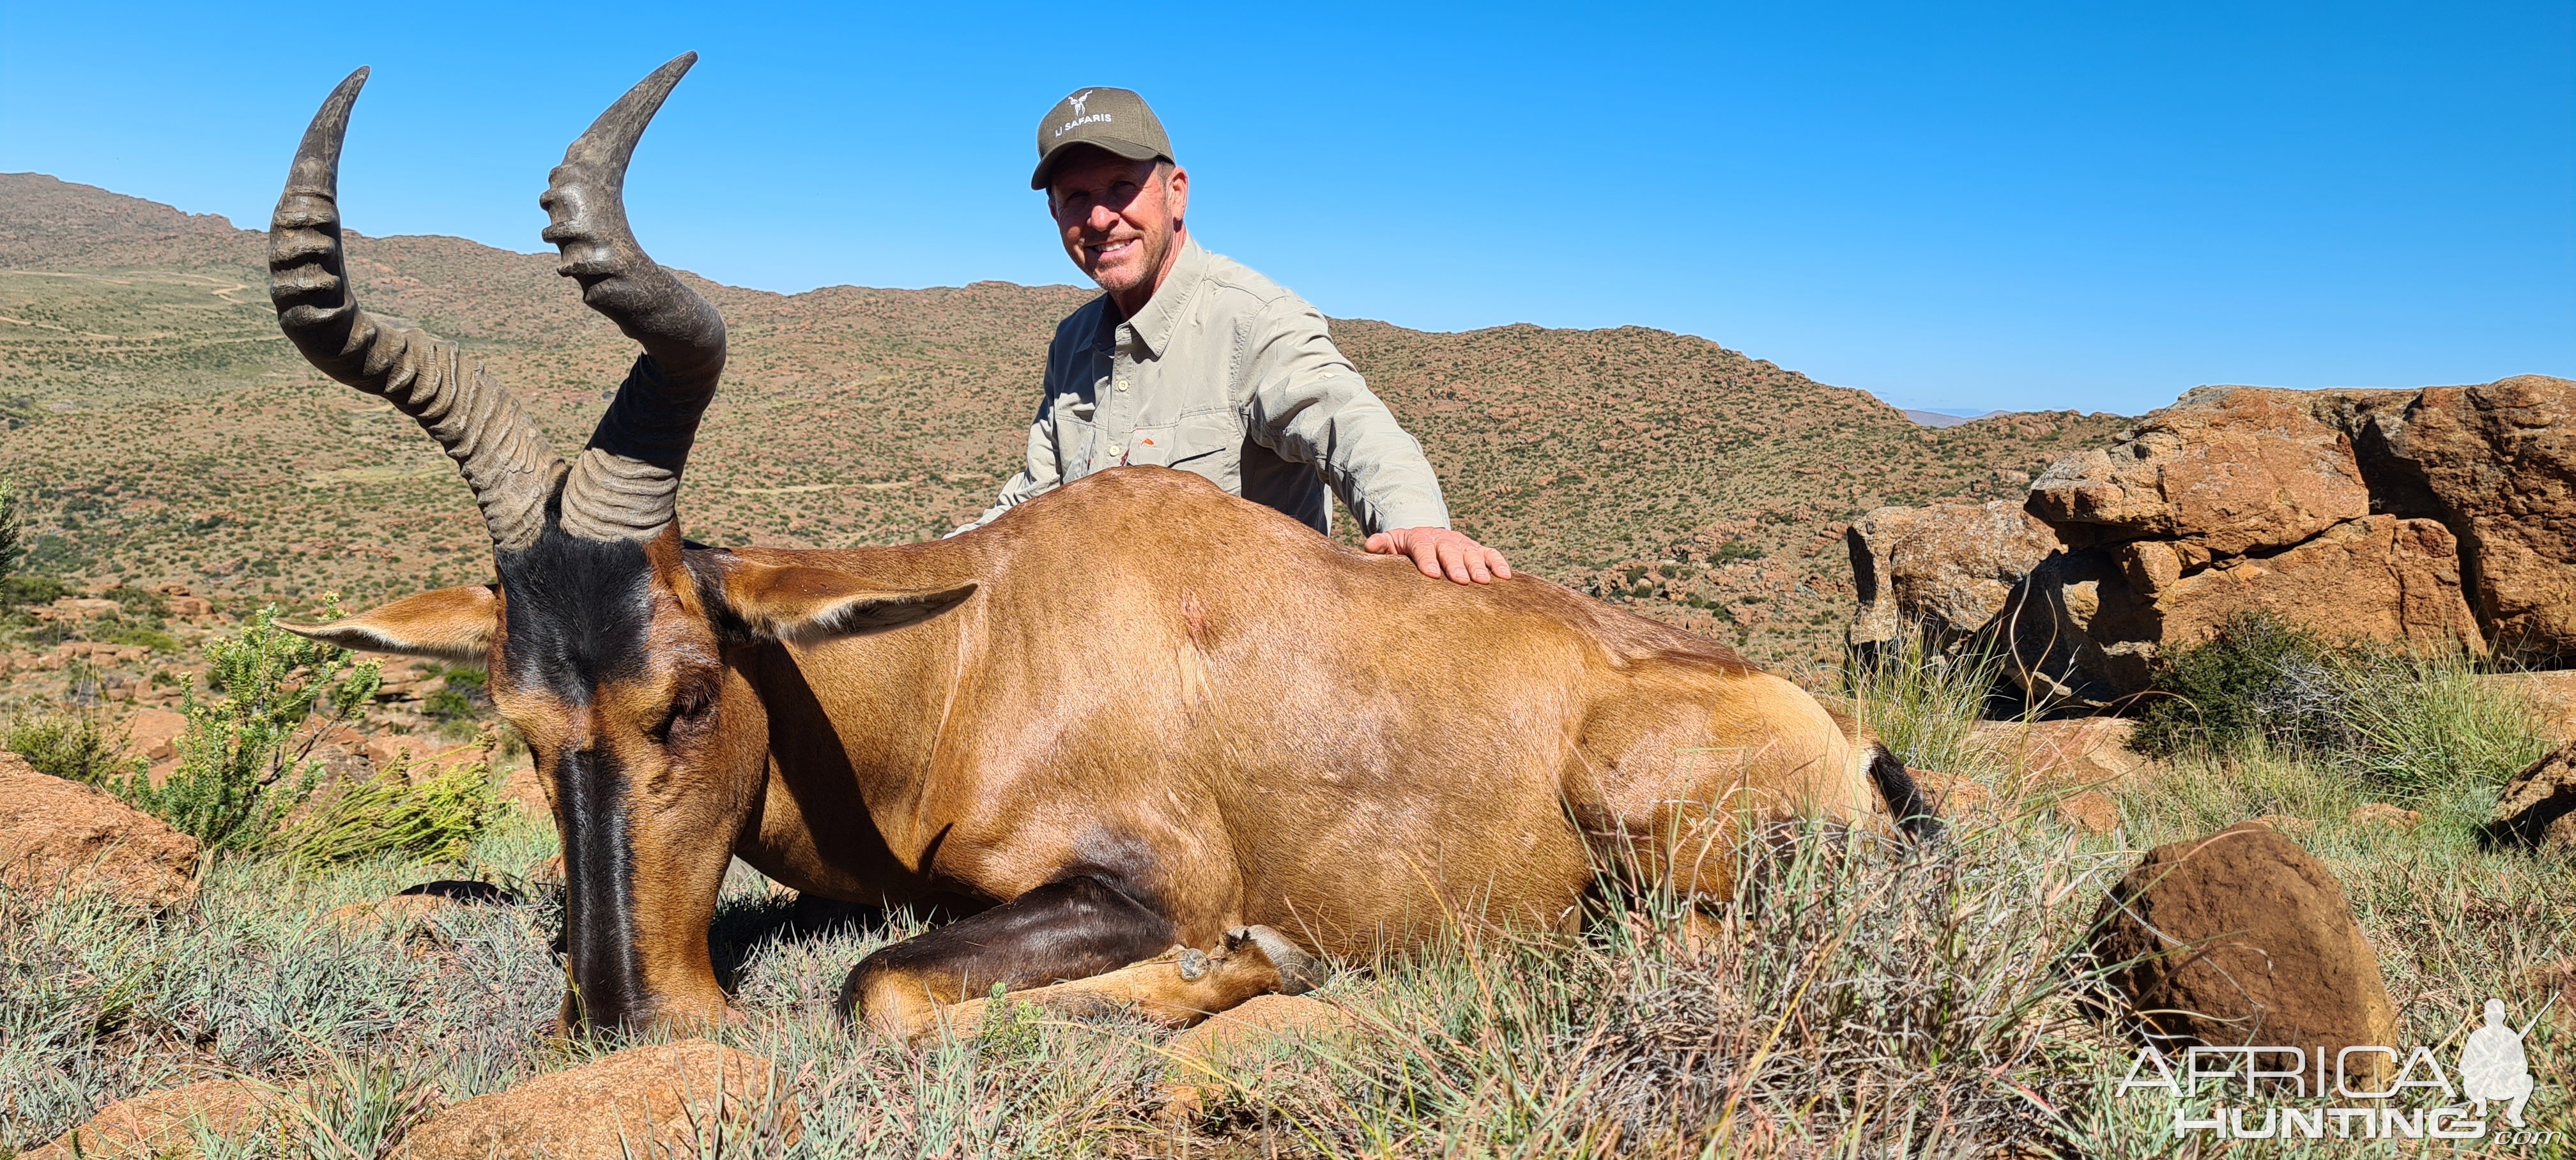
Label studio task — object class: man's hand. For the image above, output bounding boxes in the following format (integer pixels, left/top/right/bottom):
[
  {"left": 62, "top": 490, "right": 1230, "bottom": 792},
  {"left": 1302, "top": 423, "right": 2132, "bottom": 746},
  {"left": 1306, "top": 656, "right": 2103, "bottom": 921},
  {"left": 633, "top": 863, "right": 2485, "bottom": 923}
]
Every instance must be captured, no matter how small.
[{"left": 1364, "top": 527, "right": 1513, "bottom": 584}]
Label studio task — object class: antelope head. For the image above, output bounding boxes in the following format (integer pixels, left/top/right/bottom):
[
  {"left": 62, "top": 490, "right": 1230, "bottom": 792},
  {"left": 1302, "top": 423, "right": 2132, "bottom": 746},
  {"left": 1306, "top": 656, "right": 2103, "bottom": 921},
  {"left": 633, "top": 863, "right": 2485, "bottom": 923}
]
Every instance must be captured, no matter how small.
[{"left": 268, "top": 56, "right": 971, "bottom": 1034}]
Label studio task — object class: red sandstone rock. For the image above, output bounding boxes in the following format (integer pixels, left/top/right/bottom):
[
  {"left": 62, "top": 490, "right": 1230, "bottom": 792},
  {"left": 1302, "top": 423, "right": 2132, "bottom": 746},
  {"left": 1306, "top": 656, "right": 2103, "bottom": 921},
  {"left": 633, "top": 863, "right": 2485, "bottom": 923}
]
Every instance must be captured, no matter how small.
[
  {"left": 22, "top": 1079, "right": 286, "bottom": 1159},
  {"left": 0, "top": 752, "right": 199, "bottom": 908},
  {"left": 2090, "top": 822, "right": 2399, "bottom": 1084},
  {"left": 396, "top": 1040, "right": 796, "bottom": 1159}
]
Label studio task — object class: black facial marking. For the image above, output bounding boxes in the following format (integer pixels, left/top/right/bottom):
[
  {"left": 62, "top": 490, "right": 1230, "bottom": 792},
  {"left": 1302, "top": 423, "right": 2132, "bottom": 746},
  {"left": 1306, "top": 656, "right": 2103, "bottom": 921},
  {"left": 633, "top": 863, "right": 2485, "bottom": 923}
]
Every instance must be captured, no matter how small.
[
  {"left": 682, "top": 547, "right": 756, "bottom": 648},
  {"left": 559, "top": 743, "right": 645, "bottom": 1026},
  {"left": 495, "top": 529, "right": 656, "bottom": 700}
]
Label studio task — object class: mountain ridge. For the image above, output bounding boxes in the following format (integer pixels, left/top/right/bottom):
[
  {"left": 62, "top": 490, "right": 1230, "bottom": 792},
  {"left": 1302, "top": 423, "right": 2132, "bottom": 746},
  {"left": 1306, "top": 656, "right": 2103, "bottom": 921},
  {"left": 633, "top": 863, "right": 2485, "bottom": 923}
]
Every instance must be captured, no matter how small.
[{"left": 0, "top": 171, "right": 2129, "bottom": 665}]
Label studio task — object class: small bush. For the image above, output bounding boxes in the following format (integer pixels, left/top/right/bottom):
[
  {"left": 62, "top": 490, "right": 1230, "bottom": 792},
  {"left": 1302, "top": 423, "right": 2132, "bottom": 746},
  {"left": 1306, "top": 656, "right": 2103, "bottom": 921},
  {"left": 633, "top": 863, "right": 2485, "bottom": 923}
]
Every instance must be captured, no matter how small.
[
  {"left": 283, "top": 761, "right": 502, "bottom": 867},
  {"left": 4, "top": 712, "right": 138, "bottom": 785},
  {"left": 2130, "top": 612, "right": 2337, "bottom": 758},
  {"left": 108, "top": 606, "right": 381, "bottom": 855},
  {"left": 0, "top": 574, "right": 66, "bottom": 606},
  {"left": 2131, "top": 612, "right": 2545, "bottom": 804}
]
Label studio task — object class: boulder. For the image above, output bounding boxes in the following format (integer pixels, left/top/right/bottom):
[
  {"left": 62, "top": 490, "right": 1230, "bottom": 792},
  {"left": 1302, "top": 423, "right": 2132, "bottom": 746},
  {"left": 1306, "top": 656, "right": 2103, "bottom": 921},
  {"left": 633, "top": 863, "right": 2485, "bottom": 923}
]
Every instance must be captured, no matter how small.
[
  {"left": 2150, "top": 514, "right": 2483, "bottom": 652},
  {"left": 396, "top": 1040, "right": 795, "bottom": 1159},
  {"left": 1845, "top": 500, "right": 2062, "bottom": 657},
  {"left": 2028, "top": 387, "right": 2370, "bottom": 556},
  {"left": 2484, "top": 742, "right": 2576, "bottom": 850},
  {"left": 121, "top": 708, "right": 188, "bottom": 763},
  {"left": 23, "top": 1079, "right": 285, "bottom": 1159},
  {"left": 2328, "top": 374, "right": 2576, "bottom": 664},
  {"left": 2090, "top": 822, "right": 2398, "bottom": 1083},
  {"left": 1858, "top": 377, "right": 2573, "bottom": 705},
  {"left": 0, "top": 753, "right": 199, "bottom": 908},
  {"left": 1907, "top": 768, "right": 1993, "bottom": 820}
]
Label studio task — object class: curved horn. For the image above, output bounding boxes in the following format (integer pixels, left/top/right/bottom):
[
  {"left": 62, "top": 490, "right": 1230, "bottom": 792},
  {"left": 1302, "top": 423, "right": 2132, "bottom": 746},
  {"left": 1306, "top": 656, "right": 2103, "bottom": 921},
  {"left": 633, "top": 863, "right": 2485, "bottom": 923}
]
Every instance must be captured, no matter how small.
[
  {"left": 269, "top": 68, "right": 566, "bottom": 553},
  {"left": 541, "top": 52, "right": 727, "bottom": 542}
]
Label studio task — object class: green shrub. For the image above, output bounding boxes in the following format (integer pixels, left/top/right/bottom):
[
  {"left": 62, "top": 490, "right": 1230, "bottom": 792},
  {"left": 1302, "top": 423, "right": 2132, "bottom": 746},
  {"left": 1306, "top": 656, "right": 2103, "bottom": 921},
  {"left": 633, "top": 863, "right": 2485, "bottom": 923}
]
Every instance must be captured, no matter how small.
[
  {"left": 2131, "top": 611, "right": 2546, "bottom": 804},
  {"left": 2130, "top": 613, "right": 2339, "bottom": 758},
  {"left": 108, "top": 606, "right": 381, "bottom": 854},
  {"left": 282, "top": 761, "right": 502, "bottom": 867},
  {"left": 0, "top": 574, "right": 66, "bottom": 606},
  {"left": 3, "top": 711, "right": 139, "bottom": 785}
]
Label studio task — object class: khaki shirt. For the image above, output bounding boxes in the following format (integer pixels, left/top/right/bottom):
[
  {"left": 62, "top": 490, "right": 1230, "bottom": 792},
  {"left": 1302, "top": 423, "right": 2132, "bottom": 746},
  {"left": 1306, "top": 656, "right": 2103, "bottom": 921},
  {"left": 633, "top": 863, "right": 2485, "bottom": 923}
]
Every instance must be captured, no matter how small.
[{"left": 963, "top": 236, "right": 1450, "bottom": 536}]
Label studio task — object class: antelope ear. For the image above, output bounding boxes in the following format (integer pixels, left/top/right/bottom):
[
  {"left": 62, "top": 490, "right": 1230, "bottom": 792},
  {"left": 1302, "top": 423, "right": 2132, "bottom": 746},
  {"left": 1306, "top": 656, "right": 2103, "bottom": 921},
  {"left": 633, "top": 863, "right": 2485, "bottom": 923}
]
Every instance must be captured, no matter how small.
[
  {"left": 279, "top": 586, "right": 497, "bottom": 663},
  {"left": 715, "top": 561, "right": 977, "bottom": 644}
]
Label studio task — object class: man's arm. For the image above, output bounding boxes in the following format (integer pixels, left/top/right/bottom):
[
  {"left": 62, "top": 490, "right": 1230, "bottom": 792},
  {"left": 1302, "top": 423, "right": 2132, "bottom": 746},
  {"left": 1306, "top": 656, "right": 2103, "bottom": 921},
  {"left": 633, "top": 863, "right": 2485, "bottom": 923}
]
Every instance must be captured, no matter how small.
[{"left": 1240, "top": 297, "right": 1511, "bottom": 583}]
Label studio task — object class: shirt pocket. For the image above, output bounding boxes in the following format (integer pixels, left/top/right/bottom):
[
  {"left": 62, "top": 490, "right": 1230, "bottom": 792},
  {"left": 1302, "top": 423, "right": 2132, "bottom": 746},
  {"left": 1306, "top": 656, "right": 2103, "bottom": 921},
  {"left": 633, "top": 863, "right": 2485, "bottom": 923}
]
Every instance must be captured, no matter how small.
[
  {"left": 1153, "top": 408, "right": 1245, "bottom": 494},
  {"left": 1052, "top": 395, "right": 1100, "bottom": 480}
]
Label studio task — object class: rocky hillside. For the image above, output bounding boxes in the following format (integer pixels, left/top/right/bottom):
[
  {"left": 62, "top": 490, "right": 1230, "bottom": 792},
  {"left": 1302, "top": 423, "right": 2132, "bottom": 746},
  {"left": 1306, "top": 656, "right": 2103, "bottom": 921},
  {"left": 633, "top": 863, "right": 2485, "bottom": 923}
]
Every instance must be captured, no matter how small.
[{"left": 0, "top": 172, "right": 2126, "bottom": 682}]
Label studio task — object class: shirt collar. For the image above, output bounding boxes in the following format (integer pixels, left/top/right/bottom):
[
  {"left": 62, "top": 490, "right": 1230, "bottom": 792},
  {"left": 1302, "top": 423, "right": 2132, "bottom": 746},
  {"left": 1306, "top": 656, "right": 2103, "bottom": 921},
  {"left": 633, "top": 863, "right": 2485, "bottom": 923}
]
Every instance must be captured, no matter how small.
[{"left": 1119, "top": 233, "right": 1205, "bottom": 360}]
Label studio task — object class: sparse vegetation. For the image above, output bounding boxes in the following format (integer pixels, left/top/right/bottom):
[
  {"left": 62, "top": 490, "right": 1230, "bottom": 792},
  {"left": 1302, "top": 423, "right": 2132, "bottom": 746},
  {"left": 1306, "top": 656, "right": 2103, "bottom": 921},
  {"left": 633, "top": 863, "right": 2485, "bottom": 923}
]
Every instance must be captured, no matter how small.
[
  {"left": 105, "top": 607, "right": 380, "bottom": 854},
  {"left": 2131, "top": 612, "right": 2549, "bottom": 807},
  {"left": 3, "top": 709, "right": 136, "bottom": 786},
  {"left": 281, "top": 760, "right": 501, "bottom": 868}
]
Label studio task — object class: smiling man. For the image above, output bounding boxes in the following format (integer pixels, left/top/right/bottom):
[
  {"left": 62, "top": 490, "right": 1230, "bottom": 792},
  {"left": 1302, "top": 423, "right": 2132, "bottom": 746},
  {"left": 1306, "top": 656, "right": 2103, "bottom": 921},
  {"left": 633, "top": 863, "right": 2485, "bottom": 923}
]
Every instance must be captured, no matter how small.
[{"left": 957, "top": 87, "right": 1511, "bottom": 584}]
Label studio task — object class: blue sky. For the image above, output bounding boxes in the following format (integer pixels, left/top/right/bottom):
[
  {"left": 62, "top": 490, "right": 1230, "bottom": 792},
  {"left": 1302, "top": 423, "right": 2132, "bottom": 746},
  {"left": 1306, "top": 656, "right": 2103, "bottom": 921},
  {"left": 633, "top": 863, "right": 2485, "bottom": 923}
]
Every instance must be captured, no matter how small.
[{"left": 3, "top": 2, "right": 2568, "bottom": 416}]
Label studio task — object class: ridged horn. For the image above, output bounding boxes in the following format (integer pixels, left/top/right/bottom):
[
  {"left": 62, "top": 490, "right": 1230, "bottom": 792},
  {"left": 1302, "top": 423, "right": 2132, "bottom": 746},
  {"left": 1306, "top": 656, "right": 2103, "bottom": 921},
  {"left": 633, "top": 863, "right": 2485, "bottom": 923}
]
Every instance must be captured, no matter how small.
[
  {"left": 541, "top": 52, "right": 727, "bottom": 542},
  {"left": 268, "top": 67, "right": 566, "bottom": 553}
]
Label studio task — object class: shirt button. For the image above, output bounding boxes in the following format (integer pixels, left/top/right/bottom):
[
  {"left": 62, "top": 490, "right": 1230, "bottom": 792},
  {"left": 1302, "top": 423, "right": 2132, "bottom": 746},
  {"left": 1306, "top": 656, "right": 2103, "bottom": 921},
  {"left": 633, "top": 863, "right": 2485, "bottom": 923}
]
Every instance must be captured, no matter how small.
[
  {"left": 1116, "top": 378, "right": 1130, "bottom": 391},
  {"left": 1108, "top": 443, "right": 1124, "bottom": 457}
]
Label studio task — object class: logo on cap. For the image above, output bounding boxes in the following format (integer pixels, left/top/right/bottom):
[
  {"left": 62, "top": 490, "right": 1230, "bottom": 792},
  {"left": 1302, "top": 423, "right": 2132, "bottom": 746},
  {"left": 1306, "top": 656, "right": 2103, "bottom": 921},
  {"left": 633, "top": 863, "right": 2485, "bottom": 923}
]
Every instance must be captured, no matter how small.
[{"left": 1068, "top": 90, "right": 1094, "bottom": 115}]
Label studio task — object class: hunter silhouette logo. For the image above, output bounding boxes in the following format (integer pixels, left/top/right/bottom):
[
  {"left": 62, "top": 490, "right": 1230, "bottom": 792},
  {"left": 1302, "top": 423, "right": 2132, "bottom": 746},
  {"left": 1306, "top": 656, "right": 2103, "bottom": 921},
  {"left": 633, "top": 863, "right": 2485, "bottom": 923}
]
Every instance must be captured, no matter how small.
[
  {"left": 2462, "top": 997, "right": 2540, "bottom": 1127},
  {"left": 2116, "top": 996, "right": 2557, "bottom": 1143}
]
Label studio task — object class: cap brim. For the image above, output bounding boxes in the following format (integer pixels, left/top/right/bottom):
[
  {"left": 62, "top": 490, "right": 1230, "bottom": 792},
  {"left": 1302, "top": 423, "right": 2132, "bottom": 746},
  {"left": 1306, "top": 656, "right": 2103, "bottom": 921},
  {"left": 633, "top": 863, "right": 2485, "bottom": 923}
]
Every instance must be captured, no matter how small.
[{"left": 1030, "top": 137, "right": 1168, "bottom": 190}]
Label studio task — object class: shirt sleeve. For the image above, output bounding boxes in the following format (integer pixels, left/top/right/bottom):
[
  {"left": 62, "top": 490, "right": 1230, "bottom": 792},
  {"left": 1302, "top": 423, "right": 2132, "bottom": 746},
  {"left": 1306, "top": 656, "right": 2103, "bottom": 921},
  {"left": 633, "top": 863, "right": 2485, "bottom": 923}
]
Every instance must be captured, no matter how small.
[
  {"left": 953, "top": 341, "right": 1068, "bottom": 535},
  {"left": 1237, "top": 296, "right": 1452, "bottom": 535}
]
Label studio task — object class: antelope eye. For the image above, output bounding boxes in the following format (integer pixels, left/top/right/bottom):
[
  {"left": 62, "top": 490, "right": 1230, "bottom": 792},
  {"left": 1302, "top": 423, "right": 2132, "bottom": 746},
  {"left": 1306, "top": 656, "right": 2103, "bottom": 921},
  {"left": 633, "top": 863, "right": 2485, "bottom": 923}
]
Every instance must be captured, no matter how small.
[{"left": 651, "top": 687, "right": 713, "bottom": 743}]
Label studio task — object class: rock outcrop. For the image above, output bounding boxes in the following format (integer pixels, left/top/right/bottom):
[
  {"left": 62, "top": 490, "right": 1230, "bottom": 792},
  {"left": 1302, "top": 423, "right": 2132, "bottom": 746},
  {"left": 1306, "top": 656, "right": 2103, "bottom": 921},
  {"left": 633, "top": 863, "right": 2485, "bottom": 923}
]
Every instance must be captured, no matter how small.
[
  {"left": 1846, "top": 501, "right": 2062, "bottom": 659},
  {"left": 2326, "top": 374, "right": 2576, "bottom": 663},
  {"left": 0, "top": 752, "right": 200, "bottom": 909},
  {"left": 1847, "top": 376, "right": 2571, "bottom": 704},
  {"left": 2485, "top": 742, "right": 2576, "bottom": 850},
  {"left": 397, "top": 1040, "right": 794, "bottom": 1159},
  {"left": 2090, "top": 822, "right": 2398, "bottom": 1083}
]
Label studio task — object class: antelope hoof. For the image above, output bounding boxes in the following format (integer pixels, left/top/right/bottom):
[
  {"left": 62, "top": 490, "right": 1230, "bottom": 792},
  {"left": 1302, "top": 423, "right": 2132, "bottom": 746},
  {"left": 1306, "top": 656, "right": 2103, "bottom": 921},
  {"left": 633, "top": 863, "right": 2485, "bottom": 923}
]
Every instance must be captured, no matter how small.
[{"left": 1225, "top": 925, "right": 1326, "bottom": 995}]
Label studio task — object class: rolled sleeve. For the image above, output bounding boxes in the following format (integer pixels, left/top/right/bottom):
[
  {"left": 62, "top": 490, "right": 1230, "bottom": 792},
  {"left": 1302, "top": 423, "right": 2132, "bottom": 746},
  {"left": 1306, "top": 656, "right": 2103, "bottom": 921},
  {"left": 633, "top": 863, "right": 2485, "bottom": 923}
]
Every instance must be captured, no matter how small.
[{"left": 1238, "top": 298, "right": 1451, "bottom": 535}]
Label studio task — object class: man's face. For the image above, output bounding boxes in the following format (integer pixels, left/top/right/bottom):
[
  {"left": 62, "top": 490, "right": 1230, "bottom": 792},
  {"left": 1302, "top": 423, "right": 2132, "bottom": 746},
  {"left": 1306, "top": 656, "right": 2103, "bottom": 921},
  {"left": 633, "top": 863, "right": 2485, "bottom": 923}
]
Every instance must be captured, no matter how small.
[{"left": 1048, "top": 149, "right": 1188, "bottom": 305}]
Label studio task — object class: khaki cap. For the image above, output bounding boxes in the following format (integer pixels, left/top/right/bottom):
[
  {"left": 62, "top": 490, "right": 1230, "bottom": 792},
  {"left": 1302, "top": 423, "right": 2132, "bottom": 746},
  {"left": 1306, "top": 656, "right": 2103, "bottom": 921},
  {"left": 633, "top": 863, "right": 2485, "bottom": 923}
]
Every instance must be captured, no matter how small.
[{"left": 1031, "top": 87, "right": 1171, "bottom": 190}]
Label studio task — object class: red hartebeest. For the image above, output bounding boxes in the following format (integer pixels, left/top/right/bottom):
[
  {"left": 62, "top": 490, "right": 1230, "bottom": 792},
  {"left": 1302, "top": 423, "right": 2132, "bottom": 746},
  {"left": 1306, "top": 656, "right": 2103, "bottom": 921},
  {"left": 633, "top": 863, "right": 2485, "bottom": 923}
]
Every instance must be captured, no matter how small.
[{"left": 270, "top": 56, "right": 1935, "bottom": 1039}]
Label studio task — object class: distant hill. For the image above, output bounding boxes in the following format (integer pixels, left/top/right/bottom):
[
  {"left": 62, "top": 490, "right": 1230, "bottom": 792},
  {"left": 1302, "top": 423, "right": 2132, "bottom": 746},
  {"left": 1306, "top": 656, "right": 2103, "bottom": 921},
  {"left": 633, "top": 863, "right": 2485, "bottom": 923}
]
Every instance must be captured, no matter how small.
[
  {"left": 1901, "top": 408, "right": 2011, "bottom": 428},
  {"left": 0, "top": 172, "right": 2129, "bottom": 666}
]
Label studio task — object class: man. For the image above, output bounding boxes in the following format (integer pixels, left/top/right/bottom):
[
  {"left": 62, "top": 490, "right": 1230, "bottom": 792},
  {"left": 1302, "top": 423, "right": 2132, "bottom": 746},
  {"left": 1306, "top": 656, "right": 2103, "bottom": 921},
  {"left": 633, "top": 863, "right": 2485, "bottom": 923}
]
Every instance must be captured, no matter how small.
[{"left": 959, "top": 87, "right": 1510, "bottom": 585}]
